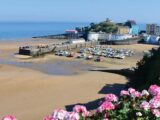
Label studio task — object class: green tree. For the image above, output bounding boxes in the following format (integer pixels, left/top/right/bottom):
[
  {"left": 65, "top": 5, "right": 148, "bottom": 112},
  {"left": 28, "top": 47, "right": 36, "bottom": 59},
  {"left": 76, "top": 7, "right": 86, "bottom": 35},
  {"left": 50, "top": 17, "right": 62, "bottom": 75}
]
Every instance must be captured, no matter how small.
[
  {"left": 134, "top": 47, "right": 160, "bottom": 90},
  {"left": 90, "top": 22, "right": 118, "bottom": 33}
]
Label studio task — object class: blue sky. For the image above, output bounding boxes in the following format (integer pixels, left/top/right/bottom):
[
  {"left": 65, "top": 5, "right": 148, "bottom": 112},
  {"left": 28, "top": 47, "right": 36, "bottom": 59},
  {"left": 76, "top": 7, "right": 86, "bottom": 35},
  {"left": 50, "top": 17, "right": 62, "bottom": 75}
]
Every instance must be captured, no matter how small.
[{"left": 0, "top": 0, "right": 160, "bottom": 23}]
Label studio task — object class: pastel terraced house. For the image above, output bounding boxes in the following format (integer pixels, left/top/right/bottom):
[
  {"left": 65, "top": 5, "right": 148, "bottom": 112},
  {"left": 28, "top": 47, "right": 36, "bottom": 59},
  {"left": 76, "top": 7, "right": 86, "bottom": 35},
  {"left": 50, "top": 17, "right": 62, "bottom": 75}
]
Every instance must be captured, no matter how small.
[
  {"left": 125, "top": 20, "right": 139, "bottom": 35},
  {"left": 117, "top": 26, "right": 130, "bottom": 34},
  {"left": 130, "top": 25, "right": 139, "bottom": 36},
  {"left": 146, "top": 24, "right": 160, "bottom": 35}
]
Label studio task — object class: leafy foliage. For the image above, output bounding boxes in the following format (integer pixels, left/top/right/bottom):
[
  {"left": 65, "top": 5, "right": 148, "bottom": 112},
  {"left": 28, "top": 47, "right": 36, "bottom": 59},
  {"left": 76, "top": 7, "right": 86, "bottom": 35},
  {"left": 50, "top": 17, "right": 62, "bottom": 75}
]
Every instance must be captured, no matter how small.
[
  {"left": 88, "top": 22, "right": 118, "bottom": 33},
  {"left": 80, "top": 21, "right": 119, "bottom": 38},
  {"left": 134, "top": 47, "right": 160, "bottom": 90}
]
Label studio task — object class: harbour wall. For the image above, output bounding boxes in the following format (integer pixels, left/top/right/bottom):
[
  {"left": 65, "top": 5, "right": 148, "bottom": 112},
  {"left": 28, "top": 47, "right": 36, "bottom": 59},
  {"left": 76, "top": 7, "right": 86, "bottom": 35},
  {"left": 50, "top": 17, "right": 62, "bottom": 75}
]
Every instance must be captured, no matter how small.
[{"left": 19, "top": 41, "right": 99, "bottom": 57}]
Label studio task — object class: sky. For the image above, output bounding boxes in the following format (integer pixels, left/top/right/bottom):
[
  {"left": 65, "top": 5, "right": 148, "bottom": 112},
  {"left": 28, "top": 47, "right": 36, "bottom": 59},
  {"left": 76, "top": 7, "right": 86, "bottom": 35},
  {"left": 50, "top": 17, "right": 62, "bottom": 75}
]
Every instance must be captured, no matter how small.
[{"left": 0, "top": 0, "right": 160, "bottom": 23}]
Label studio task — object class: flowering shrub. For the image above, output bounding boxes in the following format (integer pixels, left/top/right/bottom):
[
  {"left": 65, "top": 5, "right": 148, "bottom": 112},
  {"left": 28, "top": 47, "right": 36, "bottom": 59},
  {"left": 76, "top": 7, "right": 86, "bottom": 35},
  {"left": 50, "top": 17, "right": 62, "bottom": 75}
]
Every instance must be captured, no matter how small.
[
  {"left": 2, "top": 115, "right": 17, "bottom": 120},
  {"left": 43, "top": 85, "right": 160, "bottom": 120},
  {"left": 105, "top": 94, "right": 118, "bottom": 102},
  {"left": 3, "top": 85, "right": 160, "bottom": 120},
  {"left": 73, "top": 105, "right": 89, "bottom": 117}
]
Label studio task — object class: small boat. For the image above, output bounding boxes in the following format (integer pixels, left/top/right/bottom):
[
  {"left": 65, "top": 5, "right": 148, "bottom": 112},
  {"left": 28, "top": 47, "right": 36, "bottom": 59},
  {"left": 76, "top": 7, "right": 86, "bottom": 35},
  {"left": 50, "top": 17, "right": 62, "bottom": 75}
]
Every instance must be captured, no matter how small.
[
  {"left": 55, "top": 51, "right": 63, "bottom": 56},
  {"left": 77, "top": 53, "right": 87, "bottom": 58},
  {"left": 63, "top": 51, "right": 69, "bottom": 56},
  {"left": 86, "top": 55, "right": 93, "bottom": 60},
  {"left": 95, "top": 56, "right": 103, "bottom": 62},
  {"left": 67, "top": 52, "right": 75, "bottom": 57}
]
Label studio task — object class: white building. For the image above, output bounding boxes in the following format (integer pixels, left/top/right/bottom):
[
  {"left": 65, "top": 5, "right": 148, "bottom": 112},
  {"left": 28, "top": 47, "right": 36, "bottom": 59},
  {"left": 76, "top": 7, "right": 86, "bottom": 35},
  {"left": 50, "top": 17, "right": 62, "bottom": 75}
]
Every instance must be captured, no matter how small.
[
  {"left": 88, "top": 32, "right": 99, "bottom": 41},
  {"left": 98, "top": 33, "right": 111, "bottom": 40},
  {"left": 144, "top": 35, "right": 160, "bottom": 44},
  {"left": 88, "top": 32, "right": 133, "bottom": 41},
  {"left": 88, "top": 32, "right": 111, "bottom": 41}
]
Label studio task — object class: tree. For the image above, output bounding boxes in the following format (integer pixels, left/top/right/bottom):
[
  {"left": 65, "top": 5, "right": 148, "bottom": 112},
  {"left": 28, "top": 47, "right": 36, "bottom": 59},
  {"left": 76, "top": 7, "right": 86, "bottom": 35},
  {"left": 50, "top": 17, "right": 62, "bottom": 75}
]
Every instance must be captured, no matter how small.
[
  {"left": 90, "top": 22, "right": 96, "bottom": 29},
  {"left": 133, "top": 47, "right": 160, "bottom": 90},
  {"left": 89, "top": 22, "right": 118, "bottom": 33}
]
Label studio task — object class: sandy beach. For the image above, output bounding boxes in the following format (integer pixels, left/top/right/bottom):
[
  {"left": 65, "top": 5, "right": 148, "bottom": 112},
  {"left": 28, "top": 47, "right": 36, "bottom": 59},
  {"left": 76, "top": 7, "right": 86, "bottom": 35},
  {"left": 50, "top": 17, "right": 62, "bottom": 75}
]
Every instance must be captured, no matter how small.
[{"left": 0, "top": 38, "right": 158, "bottom": 120}]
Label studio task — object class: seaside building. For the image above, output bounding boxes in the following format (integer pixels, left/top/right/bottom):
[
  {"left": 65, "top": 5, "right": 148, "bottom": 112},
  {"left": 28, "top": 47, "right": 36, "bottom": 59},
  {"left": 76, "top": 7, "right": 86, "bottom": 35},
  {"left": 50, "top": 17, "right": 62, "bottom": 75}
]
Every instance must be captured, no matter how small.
[
  {"left": 117, "top": 26, "right": 130, "bottom": 34},
  {"left": 88, "top": 32, "right": 133, "bottom": 41},
  {"left": 65, "top": 30, "right": 78, "bottom": 39},
  {"left": 129, "top": 25, "right": 139, "bottom": 36},
  {"left": 125, "top": 20, "right": 139, "bottom": 35},
  {"left": 146, "top": 24, "right": 160, "bottom": 35},
  {"left": 87, "top": 20, "right": 139, "bottom": 43},
  {"left": 88, "top": 32, "right": 111, "bottom": 41},
  {"left": 88, "top": 32, "right": 99, "bottom": 41},
  {"left": 88, "top": 32, "right": 112, "bottom": 41}
]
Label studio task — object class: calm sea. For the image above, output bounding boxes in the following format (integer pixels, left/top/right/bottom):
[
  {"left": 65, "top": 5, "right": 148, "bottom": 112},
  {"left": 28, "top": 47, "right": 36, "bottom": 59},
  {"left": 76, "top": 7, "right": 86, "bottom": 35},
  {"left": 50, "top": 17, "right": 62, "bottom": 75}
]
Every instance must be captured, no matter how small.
[
  {"left": 0, "top": 22, "right": 89, "bottom": 40},
  {"left": 0, "top": 22, "right": 146, "bottom": 41}
]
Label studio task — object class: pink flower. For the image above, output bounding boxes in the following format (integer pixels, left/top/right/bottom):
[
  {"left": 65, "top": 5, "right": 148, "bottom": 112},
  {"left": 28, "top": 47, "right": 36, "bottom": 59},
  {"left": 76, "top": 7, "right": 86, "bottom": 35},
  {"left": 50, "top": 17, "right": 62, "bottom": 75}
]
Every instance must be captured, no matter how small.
[
  {"left": 130, "top": 91, "right": 141, "bottom": 98},
  {"left": 149, "top": 98, "right": 160, "bottom": 109},
  {"left": 2, "top": 115, "right": 17, "bottom": 120},
  {"left": 148, "top": 85, "right": 160, "bottom": 96},
  {"left": 140, "top": 101, "right": 150, "bottom": 111},
  {"left": 52, "top": 109, "right": 67, "bottom": 120},
  {"left": 98, "top": 101, "right": 115, "bottom": 112},
  {"left": 105, "top": 94, "right": 118, "bottom": 102},
  {"left": 73, "top": 105, "right": 89, "bottom": 117},
  {"left": 152, "top": 109, "right": 160, "bottom": 117},
  {"left": 65, "top": 112, "right": 80, "bottom": 120},
  {"left": 141, "top": 90, "right": 150, "bottom": 96},
  {"left": 43, "top": 115, "right": 53, "bottom": 120},
  {"left": 153, "top": 95, "right": 160, "bottom": 100},
  {"left": 120, "top": 90, "right": 129, "bottom": 96},
  {"left": 128, "top": 88, "right": 136, "bottom": 94}
]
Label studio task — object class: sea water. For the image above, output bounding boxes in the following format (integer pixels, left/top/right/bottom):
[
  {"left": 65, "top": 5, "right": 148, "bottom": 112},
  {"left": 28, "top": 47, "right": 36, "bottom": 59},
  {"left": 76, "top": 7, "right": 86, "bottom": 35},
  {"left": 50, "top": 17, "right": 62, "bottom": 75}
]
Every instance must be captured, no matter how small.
[{"left": 0, "top": 22, "right": 89, "bottom": 40}]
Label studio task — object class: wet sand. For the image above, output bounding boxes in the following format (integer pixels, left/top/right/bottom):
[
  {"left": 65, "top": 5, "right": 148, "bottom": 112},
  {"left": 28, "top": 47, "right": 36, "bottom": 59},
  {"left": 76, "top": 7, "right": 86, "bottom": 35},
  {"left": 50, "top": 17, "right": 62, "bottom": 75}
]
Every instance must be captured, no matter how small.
[{"left": 0, "top": 38, "right": 158, "bottom": 120}]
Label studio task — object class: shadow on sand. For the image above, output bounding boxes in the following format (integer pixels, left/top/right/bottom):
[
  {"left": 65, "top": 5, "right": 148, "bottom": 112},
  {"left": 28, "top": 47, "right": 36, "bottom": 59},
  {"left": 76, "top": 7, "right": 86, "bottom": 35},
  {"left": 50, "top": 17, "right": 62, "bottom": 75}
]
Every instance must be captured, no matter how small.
[
  {"left": 65, "top": 98, "right": 104, "bottom": 111},
  {"left": 65, "top": 68, "right": 137, "bottom": 111}
]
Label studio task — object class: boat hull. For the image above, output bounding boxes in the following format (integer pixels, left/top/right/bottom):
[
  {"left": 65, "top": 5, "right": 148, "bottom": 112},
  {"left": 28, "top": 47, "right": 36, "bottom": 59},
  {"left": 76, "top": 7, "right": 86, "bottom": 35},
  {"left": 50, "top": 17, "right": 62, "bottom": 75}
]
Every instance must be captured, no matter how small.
[{"left": 100, "top": 37, "right": 142, "bottom": 45}]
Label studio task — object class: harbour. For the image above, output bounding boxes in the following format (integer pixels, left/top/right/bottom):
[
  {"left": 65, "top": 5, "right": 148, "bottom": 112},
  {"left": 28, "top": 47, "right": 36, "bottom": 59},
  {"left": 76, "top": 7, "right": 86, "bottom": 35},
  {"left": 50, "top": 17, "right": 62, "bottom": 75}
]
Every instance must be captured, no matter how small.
[{"left": 0, "top": 1, "right": 160, "bottom": 118}]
